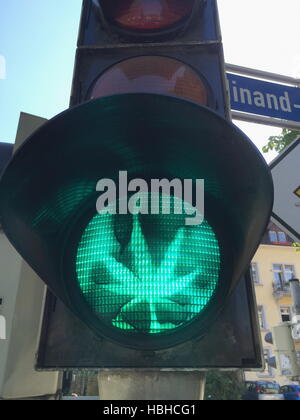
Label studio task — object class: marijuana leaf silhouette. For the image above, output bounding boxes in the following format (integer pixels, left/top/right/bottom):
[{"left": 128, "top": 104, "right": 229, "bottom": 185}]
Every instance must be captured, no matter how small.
[{"left": 77, "top": 212, "right": 219, "bottom": 334}]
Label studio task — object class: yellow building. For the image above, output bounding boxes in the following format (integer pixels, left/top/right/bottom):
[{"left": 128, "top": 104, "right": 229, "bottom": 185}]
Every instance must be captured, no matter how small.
[{"left": 246, "top": 223, "right": 300, "bottom": 385}]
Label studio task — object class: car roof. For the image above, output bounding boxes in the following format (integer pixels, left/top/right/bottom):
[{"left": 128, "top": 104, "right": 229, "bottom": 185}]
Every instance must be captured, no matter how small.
[{"left": 247, "top": 380, "right": 278, "bottom": 384}]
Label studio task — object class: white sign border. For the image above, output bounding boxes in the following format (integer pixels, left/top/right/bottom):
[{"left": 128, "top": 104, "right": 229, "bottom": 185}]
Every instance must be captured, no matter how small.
[{"left": 270, "top": 136, "right": 300, "bottom": 242}]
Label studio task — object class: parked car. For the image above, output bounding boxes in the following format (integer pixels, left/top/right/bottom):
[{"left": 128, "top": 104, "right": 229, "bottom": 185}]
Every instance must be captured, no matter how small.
[
  {"left": 243, "top": 381, "right": 284, "bottom": 400},
  {"left": 280, "top": 385, "right": 300, "bottom": 400}
]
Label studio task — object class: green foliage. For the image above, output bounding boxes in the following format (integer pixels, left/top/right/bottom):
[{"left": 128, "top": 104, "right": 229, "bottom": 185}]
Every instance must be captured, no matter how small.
[
  {"left": 204, "top": 370, "right": 245, "bottom": 401},
  {"left": 262, "top": 129, "right": 300, "bottom": 154},
  {"left": 292, "top": 243, "right": 300, "bottom": 252}
]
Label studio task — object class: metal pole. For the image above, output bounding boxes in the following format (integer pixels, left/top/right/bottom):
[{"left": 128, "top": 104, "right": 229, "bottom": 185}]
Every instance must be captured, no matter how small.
[
  {"left": 231, "top": 111, "right": 300, "bottom": 131},
  {"left": 225, "top": 63, "right": 300, "bottom": 87},
  {"left": 290, "top": 279, "right": 300, "bottom": 315},
  {"left": 98, "top": 371, "right": 206, "bottom": 400},
  {"left": 290, "top": 279, "right": 300, "bottom": 341}
]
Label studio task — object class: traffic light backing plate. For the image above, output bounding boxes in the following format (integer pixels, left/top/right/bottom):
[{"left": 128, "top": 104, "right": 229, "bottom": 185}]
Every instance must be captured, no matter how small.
[{"left": 37, "top": 269, "right": 263, "bottom": 369}]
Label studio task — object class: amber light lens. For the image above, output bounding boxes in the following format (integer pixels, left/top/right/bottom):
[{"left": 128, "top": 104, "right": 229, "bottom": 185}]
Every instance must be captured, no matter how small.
[
  {"left": 90, "top": 56, "right": 208, "bottom": 106},
  {"left": 101, "top": 0, "right": 195, "bottom": 31}
]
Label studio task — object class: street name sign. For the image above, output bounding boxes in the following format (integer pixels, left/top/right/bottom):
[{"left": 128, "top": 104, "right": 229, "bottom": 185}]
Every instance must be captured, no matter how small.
[
  {"left": 270, "top": 137, "right": 300, "bottom": 242},
  {"left": 227, "top": 73, "right": 300, "bottom": 123}
]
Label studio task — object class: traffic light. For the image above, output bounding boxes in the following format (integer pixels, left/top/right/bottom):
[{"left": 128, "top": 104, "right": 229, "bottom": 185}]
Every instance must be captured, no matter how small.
[
  {"left": 0, "top": 1, "right": 273, "bottom": 366},
  {"left": 72, "top": 0, "right": 226, "bottom": 112}
]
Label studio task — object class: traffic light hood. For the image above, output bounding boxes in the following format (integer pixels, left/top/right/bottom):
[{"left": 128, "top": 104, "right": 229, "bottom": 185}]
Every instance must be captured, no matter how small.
[
  {"left": 93, "top": 0, "right": 203, "bottom": 39},
  {"left": 0, "top": 94, "right": 273, "bottom": 348},
  {"left": 0, "top": 143, "right": 13, "bottom": 175}
]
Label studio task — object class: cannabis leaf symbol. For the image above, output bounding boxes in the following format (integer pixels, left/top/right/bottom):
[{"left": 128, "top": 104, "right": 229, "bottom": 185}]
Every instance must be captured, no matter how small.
[{"left": 77, "top": 213, "right": 219, "bottom": 334}]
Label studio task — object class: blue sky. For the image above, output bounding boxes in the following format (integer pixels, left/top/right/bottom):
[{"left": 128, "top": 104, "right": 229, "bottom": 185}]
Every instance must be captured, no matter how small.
[
  {"left": 1, "top": 0, "right": 300, "bottom": 160},
  {"left": 0, "top": 1, "right": 82, "bottom": 142}
]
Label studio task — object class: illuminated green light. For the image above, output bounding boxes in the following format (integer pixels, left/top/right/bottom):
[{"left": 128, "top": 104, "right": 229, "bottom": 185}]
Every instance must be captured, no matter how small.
[
  {"left": 33, "top": 180, "right": 95, "bottom": 231},
  {"left": 76, "top": 197, "right": 221, "bottom": 335}
]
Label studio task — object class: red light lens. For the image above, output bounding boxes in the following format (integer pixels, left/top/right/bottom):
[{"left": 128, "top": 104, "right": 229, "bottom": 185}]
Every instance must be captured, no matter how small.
[
  {"left": 102, "top": 0, "right": 195, "bottom": 30},
  {"left": 90, "top": 56, "right": 208, "bottom": 106}
]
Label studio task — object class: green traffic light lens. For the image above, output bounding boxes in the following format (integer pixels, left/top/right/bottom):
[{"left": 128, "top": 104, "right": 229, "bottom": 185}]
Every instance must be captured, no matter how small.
[{"left": 76, "top": 196, "right": 221, "bottom": 336}]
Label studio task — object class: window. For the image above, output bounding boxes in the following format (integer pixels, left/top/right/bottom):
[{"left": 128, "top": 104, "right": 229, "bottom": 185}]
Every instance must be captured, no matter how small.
[
  {"left": 284, "top": 265, "right": 296, "bottom": 281},
  {"left": 269, "top": 231, "right": 277, "bottom": 242},
  {"left": 273, "top": 265, "right": 285, "bottom": 289},
  {"left": 257, "top": 306, "right": 267, "bottom": 330},
  {"left": 269, "top": 230, "right": 288, "bottom": 243},
  {"left": 278, "top": 232, "right": 287, "bottom": 242},
  {"left": 280, "top": 307, "right": 291, "bottom": 323},
  {"left": 246, "top": 382, "right": 256, "bottom": 392},
  {"left": 280, "top": 386, "right": 290, "bottom": 394},
  {"left": 273, "top": 264, "right": 296, "bottom": 290},
  {"left": 251, "top": 262, "right": 260, "bottom": 285}
]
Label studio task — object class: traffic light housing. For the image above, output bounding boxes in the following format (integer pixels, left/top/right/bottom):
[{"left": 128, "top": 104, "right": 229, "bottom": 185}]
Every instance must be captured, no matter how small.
[
  {"left": 0, "top": 0, "right": 273, "bottom": 366},
  {"left": 71, "top": 0, "right": 227, "bottom": 116},
  {"left": 93, "top": 0, "right": 200, "bottom": 36},
  {"left": 0, "top": 143, "right": 13, "bottom": 174}
]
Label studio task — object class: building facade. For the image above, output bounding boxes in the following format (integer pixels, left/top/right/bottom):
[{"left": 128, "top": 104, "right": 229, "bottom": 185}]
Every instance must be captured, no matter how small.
[{"left": 246, "top": 223, "right": 300, "bottom": 385}]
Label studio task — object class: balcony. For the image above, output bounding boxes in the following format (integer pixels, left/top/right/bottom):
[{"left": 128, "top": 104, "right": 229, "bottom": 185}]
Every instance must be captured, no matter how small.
[{"left": 273, "top": 282, "right": 291, "bottom": 299}]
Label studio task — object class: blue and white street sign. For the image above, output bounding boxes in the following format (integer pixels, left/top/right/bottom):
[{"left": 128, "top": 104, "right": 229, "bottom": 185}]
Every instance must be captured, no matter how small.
[{"left": 227, "top": 73, "right": 300, "bottom": 123}]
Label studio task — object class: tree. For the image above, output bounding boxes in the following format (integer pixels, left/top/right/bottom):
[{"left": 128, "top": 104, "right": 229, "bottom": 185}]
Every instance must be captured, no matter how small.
[
  {"left": 204, "top": 371, "right": 245, "bottom": 400},
  {"left": 262, "top": 129, "right": 300, "bottom": 154},
  {"left": 292, "top": 242, "right": 300, "bottom": 252}
]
